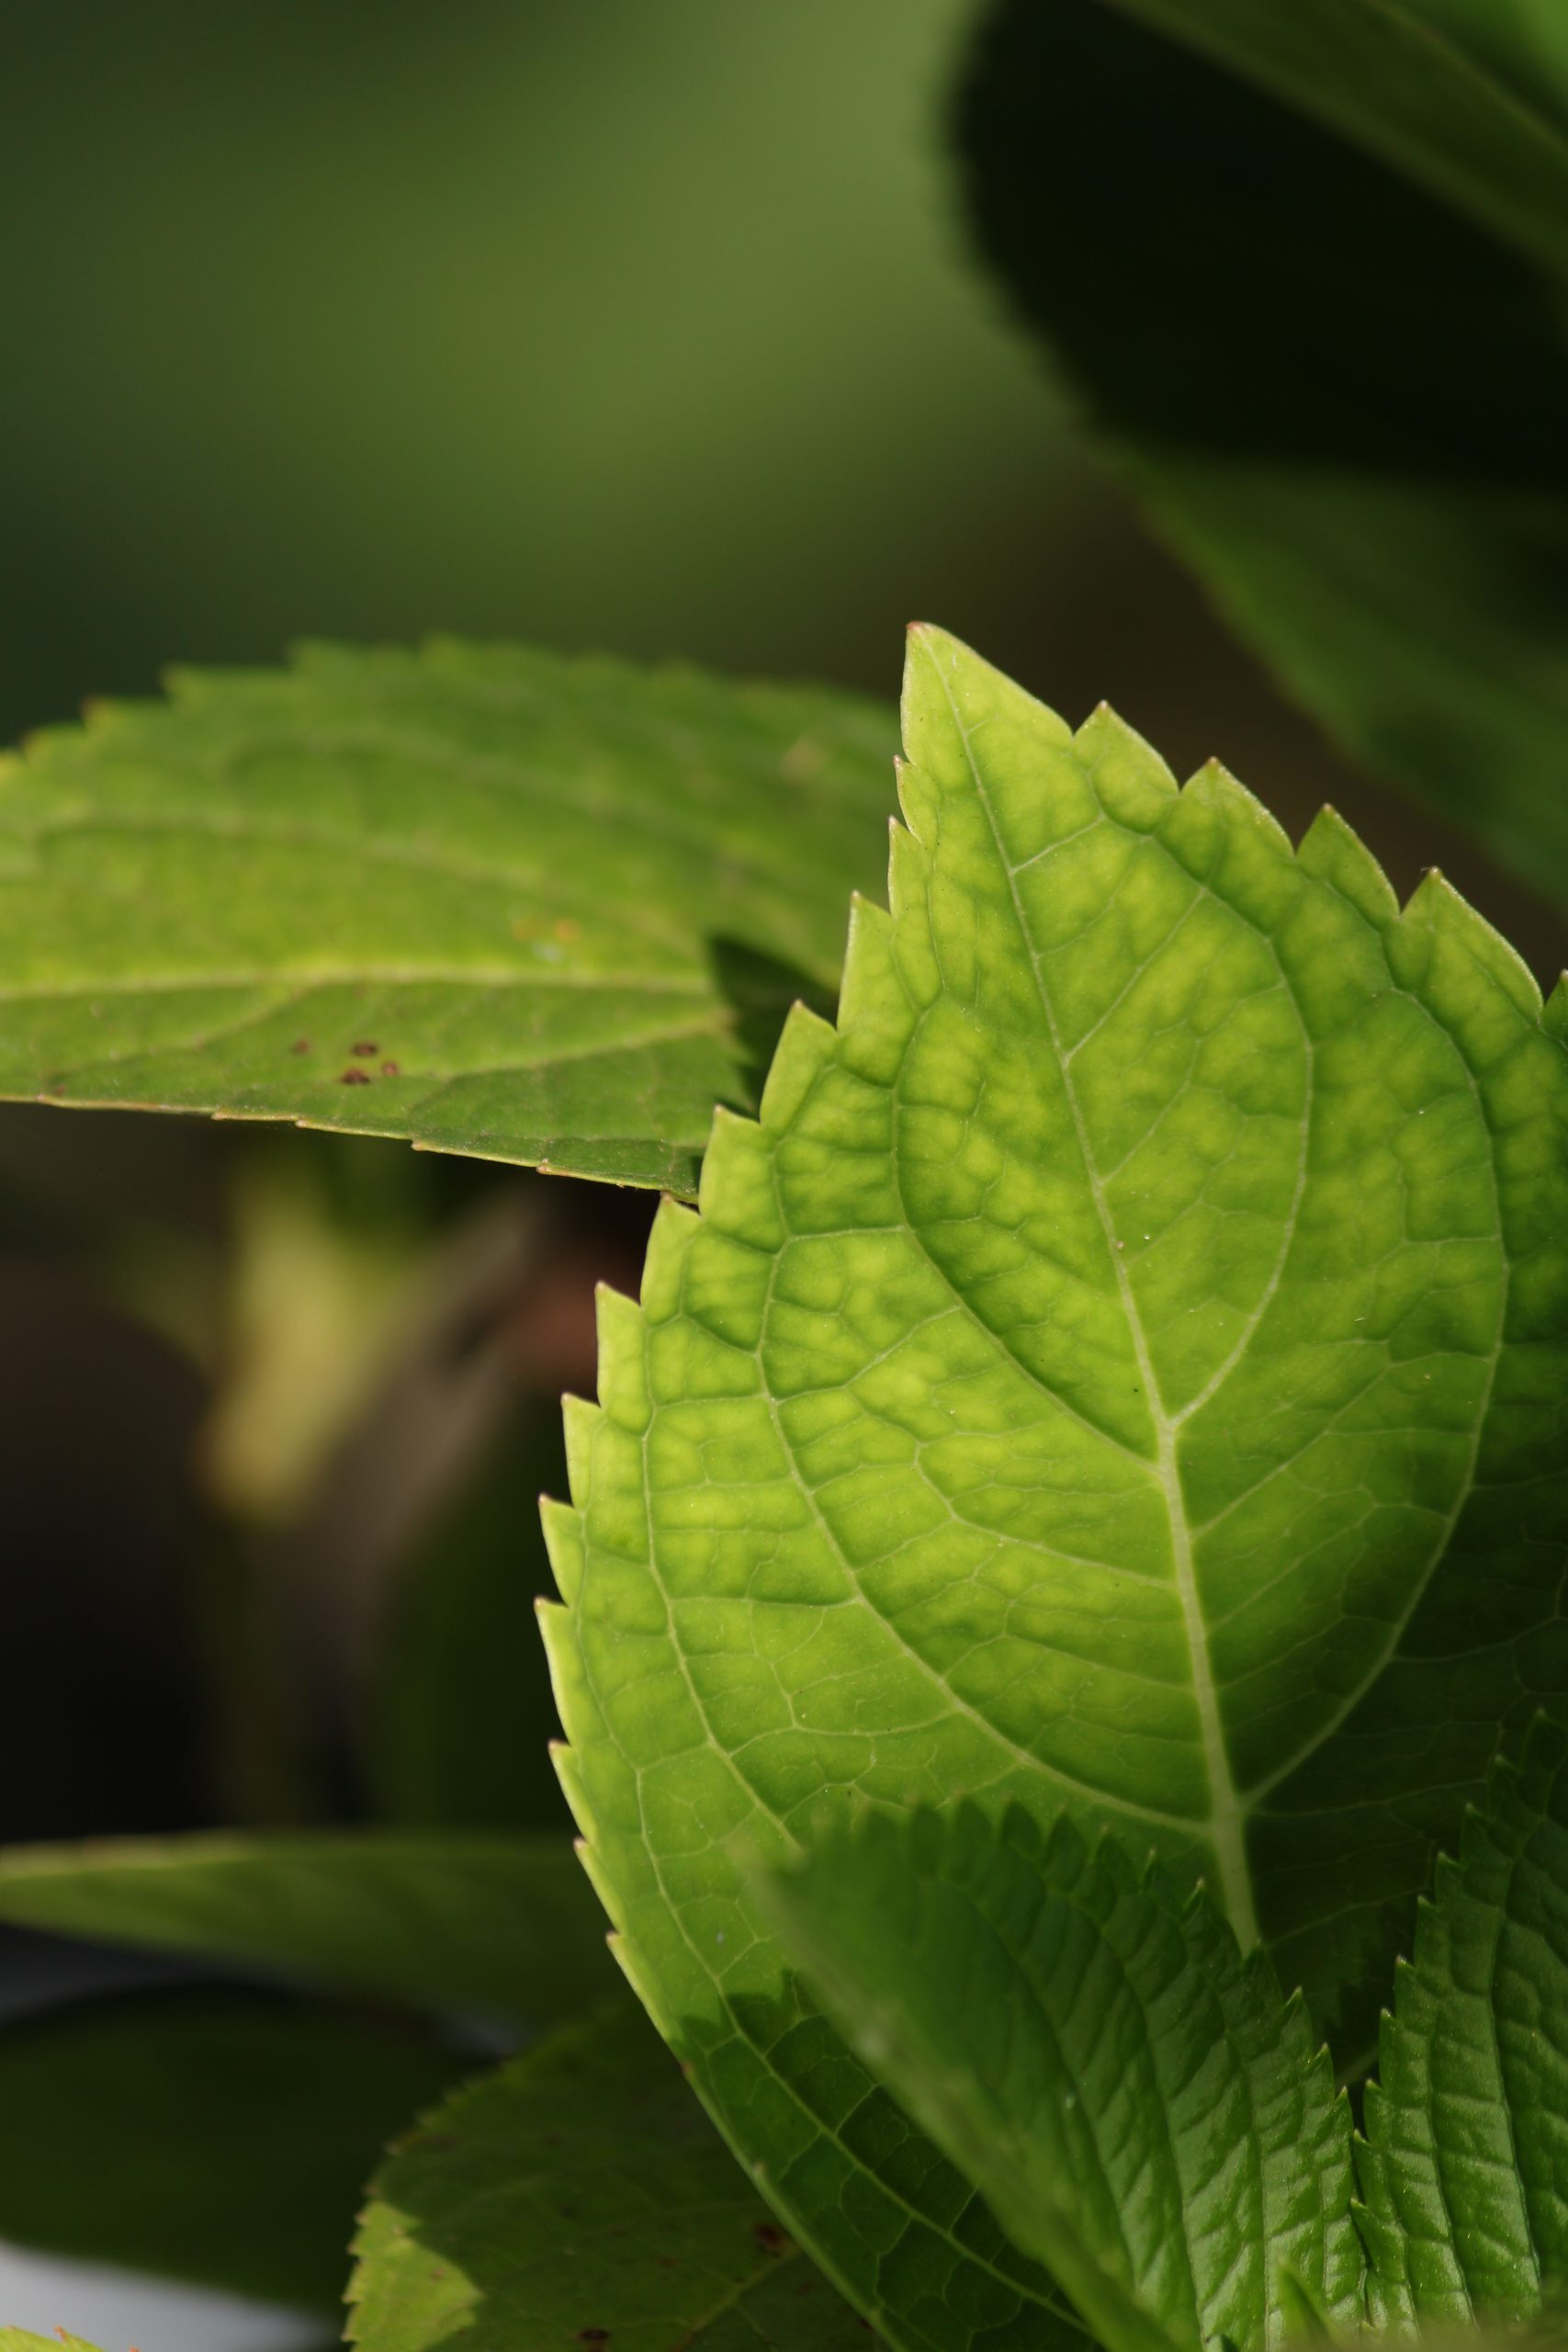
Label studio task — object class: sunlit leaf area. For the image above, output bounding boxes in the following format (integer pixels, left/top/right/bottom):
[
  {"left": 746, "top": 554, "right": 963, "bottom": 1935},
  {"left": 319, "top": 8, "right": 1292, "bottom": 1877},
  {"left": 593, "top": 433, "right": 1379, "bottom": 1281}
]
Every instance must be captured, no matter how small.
[{"left": 4, "top": 6, "right": 1567, "bottom": 2351}]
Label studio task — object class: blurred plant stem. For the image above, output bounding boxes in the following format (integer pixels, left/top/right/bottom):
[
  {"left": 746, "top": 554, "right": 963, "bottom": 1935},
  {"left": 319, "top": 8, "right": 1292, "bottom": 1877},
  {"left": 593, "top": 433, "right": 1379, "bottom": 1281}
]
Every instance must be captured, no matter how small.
[{"left": 108, "top": 1136, "right": 638, "bottom": 1825}]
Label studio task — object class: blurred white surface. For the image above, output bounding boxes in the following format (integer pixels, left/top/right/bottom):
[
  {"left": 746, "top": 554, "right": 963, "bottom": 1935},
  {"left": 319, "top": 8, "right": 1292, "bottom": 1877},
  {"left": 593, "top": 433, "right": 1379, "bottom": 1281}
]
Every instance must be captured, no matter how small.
[{"left": 0, "top": 2242, "right": 319, "bottom": 2352}]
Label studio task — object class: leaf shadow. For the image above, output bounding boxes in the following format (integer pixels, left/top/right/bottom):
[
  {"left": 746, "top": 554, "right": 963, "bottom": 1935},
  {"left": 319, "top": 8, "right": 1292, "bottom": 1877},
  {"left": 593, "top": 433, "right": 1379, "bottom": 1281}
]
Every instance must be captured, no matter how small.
[{"left": 705, "top": 937, "right": 839, "bottom": 1110}]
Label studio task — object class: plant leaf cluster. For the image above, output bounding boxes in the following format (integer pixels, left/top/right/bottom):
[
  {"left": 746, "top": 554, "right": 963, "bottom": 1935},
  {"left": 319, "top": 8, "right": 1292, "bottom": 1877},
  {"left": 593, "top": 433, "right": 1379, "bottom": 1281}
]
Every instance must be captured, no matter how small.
[{"left": 4, "top": 631, "right": 1568, "bottom": 2352}]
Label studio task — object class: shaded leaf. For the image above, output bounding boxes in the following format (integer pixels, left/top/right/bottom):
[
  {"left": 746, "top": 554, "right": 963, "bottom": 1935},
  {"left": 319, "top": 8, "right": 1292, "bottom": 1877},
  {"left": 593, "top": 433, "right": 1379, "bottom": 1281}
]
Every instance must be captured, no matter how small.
[
  {"left": 770, "top": 1806, "right": 1360, "bottom": 2352},
  {"left": 0, "top": 1986, "right": 464, "bottom": 2312},
  {"left": 364, "top": 1406, "right": 574, "bottom": 1835},
  {"left": 955, "top": 0, "right": 1568, "bottom": 911},
  {"left": 1108, "top": 0, "right": 1568, "bottom": 272},
  {"left": 0, "top": 642, "right": 895, "bottom": 1192},
  {"left": 349, "top": 2002, "right": 869, "bottom": 2352},
  {"left": 1359, "top": 1713, "right": 1568, "bottom": 2330},
  {"left": 542, "top": 627, "right": 1568, "bottom": 2352},
  {"left": 0, "top": 1829, "right": 615, "bottom": 2026}
]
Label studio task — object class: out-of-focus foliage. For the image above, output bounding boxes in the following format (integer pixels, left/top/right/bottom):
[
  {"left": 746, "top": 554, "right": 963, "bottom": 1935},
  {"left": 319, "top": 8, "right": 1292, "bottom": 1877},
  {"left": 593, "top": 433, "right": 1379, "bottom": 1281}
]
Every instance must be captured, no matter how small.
[
  {"left": 956, "top": 0, "right": 1568, "bottom": 907},
  {"left": 0, "top": 1829, "right": 615, "bottom": 2026},
  {"left": 0, "top": 1989, "right": 467, "bottom": 2313}
]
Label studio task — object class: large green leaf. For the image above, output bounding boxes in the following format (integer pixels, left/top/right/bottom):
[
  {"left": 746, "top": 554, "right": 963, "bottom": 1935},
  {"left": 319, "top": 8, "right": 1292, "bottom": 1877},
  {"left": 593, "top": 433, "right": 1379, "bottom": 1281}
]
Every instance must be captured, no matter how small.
[
  {"left": 349, "top": 2001, "right": 868, "bottom": 2352},
  {"left": 0, "top": 1828, "right": 615, "bottom": 2025},
  {"left": 955, "top": 0, "right": 1568, "bottom": 911},
  {"left": 542, "top": 628, "right": 1568, "bottom": 2352},
  {"left": 1359, "top": 1713, "right": 1568, "bottom": 2331},
  {"left": 0, "top": 1986, "right": 465, "bottom": 2312},
  {"left": 0, "top": 642, "right": 894, "bottom": 1192},
  {"left": 770, "top": 1806, "right": 1359, "bottom": 2352}
]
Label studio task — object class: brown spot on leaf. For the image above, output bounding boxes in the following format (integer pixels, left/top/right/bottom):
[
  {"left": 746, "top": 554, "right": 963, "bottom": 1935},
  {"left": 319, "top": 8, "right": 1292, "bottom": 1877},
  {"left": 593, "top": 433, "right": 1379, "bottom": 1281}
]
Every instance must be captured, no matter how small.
[
  {"left": 340, "top": 1068, "right": 372, "bottom": 1085},
  {"left": 290, "top": 1038, "right": 311, "bottom": 1055},
  {"left": 753, "top": 2222, "right": 786, "bottom": 2255},
  {"left": 351, "top": 1039, "right": 378, "bottom": 1057},
  {"left": 380, "top": 1059, "right": 400, "bottom": 1077},
  {"left": 577, "top": 2332, "right": 610, "bottom": 2344}
]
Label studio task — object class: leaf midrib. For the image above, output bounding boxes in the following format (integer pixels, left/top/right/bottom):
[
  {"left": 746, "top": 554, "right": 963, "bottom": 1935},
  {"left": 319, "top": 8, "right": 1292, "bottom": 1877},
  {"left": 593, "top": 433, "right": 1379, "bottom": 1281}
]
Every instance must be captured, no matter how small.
[{"left": 918, "top": 646, "right": 1257, "bottom": 1945}]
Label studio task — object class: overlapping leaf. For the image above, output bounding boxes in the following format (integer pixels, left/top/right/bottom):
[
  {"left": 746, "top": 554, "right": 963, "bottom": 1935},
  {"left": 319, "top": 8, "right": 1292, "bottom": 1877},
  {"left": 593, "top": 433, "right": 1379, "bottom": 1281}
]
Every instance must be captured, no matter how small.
[
  {"left": 542, "top": 627, "right": 1568, "bottom": 2352},
  {"left": 770, "top": 1806, "right": 1360, "bottom": 2352},
  {"left": 956, "top": 0, "right": 1568, "bottom": 910},
  {"left": 349, "top": 2002, "right": 868, "bottom": 2352},
  {"left": 0, "top": 1828, "right": 615, "bottom": 2024},
  {"left": 1359, "top": 1713, "right": 1568, "bottom": 2331},
  {"left": 0, "top": 642, "right": 895, "bottom": 1191}
]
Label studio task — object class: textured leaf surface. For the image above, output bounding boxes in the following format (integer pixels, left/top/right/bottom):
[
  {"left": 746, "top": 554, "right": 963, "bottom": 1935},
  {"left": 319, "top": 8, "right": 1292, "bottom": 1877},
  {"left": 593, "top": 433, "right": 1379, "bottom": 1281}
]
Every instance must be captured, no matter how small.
[
  {"left": 542, "top": 627, "right": 1568, "bottom": 2352},
  {"left": 957, "top": 0, "right": 1568, "bottom": 912},
  {"left": 1359, "top": 1713, "right": 1568, "bottom": 2330},
  {"left": 0, "top": 642, "right": 894, "bottom": 1191},
  {"left": 350, "top": 2002, "right": 869, "bottom": 2352},
  {"left": 0, "top": 1987, "right": 464, "bottom": 2312},
  {"left": 770, "top": 1807, "right": 1359, "bottom": 2352},
  {"left": 0, "top": 1828, "right": 615, "bottom": 2024}
]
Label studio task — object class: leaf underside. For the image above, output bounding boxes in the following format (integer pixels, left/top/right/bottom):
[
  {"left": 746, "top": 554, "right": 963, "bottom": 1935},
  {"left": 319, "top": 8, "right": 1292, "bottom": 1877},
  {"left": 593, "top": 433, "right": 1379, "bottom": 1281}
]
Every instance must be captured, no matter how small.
[
  {"left": 1359, "top": 1712, "right": 1568, "bottom": 2332},
  {"left": 956, "top": 0, "right": 1568, "bottom": 915},
  {"left": 0, "top": 641, "right": 895, "bottom": 1191},
  {"left": 0, "top": 1828, "right": 615, "bottom": 2027},
  {"left": 349, "top": 2002, "right": 868, "bottom": 2352},
  {"left": 541, "top": 627, "right": 1568, "bottom": 2352},
  {"left": 770, "top": 1806, "right": 1360, "bottom": 2352}
]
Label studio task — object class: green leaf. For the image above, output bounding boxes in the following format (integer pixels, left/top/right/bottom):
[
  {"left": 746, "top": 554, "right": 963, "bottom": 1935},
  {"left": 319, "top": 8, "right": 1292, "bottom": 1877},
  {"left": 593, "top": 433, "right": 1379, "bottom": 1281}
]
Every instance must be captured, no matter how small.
[
  {"left": 541, "top": 627, "right": 1568, "bottom": 2352},
  {"left": 955, "top": 0, "right": 1568, "bottom": 913},
  {"left": 0, "top": 642, "right": 894, "bottom": 1192},
  {"left": 768, "top": 1806, "right": 1360, "bottom": 2352},
  {"left": 0, "top": 2335, "right": 104, "bottom": 2351},
  {"left": 1106, "top": 0, "right": 1568, "bottom": 274},
  {"left": 0, "top": 1828, "right": 615, "bottom": 2025},
  {"left": 1358, "top": 1712, "right": 1568, "bottom": 2331},
  {"left": 0, "top": 1986, "right": 465, "bottom": 2312},
  {"left": 349, "top": 2001, "right": 869, "bottom": 2352}
]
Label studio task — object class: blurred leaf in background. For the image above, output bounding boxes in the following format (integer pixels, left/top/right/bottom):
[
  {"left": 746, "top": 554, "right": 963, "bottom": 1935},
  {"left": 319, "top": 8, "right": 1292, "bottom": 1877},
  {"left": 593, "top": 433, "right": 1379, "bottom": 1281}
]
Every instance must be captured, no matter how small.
[
  {"left": 955, "top": 0, "right": 1568, "bottom": 914},
  {"left": 0, "top": 1988, "right": 468, "bottom": 2316}
]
